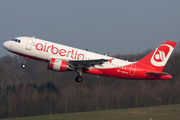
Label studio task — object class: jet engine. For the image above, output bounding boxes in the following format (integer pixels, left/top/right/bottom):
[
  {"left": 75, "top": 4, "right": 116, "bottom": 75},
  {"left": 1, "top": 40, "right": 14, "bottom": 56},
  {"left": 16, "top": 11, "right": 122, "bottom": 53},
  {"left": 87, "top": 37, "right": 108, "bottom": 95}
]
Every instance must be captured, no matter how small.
[{"left": 48, "top": 58, "right": 69, "bottom": 71}]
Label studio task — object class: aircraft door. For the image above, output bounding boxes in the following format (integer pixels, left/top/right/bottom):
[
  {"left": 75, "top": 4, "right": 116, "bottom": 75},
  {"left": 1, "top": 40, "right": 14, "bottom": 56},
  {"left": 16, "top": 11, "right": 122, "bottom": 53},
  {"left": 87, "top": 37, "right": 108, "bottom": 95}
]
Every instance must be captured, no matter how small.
[
  {"left": 25, "top": 39, "right": 33, "bottom": 50},
  {"left": 129, "top": 65, "right": 136, "bottom": 76}
]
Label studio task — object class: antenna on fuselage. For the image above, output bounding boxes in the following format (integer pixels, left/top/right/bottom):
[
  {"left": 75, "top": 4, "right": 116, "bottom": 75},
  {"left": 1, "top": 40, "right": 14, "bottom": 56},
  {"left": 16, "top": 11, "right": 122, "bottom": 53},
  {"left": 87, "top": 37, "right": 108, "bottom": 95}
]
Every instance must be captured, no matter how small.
[{"left": 32, "top": 36, "right": 35, "bottom": 38}]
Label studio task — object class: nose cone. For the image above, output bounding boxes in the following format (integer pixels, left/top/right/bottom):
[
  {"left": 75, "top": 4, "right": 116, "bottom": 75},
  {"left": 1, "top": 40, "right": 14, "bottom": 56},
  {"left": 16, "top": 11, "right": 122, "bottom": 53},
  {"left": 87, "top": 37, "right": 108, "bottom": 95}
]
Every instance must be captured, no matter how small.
[{"left": 3, "top": 41, "right": 11, "bottom": 50}]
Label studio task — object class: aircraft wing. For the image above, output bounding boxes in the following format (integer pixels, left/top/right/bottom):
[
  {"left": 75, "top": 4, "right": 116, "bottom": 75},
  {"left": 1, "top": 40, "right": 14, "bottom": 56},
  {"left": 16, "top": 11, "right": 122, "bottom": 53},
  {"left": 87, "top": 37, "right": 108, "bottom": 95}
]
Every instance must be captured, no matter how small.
[{"left": 68, "top": 59, "right": 108, "bottom": 70}]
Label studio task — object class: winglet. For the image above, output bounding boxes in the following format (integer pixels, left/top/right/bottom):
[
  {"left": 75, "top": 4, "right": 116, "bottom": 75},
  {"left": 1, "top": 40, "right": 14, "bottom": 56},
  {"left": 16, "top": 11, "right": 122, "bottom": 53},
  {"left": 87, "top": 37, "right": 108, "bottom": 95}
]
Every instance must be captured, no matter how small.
[{"left": 108, "top": 58, "right": 114, "bottom": 63}]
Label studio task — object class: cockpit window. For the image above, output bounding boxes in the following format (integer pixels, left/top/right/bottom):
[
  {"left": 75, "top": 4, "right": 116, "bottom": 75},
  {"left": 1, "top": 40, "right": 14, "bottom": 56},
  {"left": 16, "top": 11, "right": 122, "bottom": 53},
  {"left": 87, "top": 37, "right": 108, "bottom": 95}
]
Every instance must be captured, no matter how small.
[{"left": 12, "top": 39, "right": 21, "bottom": 43}]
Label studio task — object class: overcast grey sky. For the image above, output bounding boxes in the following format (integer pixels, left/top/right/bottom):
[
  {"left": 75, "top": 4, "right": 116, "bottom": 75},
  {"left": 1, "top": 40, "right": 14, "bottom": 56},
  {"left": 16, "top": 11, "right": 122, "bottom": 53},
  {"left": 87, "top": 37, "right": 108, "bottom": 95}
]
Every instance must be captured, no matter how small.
[{"left": 0, "top": 0, "right": 180, "bottom": 57}]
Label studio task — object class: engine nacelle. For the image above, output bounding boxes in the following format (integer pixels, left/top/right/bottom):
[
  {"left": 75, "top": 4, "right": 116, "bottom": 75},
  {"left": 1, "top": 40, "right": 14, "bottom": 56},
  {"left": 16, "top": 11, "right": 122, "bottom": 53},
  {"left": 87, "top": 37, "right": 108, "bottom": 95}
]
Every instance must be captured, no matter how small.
[{"left": 48, "top": 58, "right": 68, "bottom": 71}]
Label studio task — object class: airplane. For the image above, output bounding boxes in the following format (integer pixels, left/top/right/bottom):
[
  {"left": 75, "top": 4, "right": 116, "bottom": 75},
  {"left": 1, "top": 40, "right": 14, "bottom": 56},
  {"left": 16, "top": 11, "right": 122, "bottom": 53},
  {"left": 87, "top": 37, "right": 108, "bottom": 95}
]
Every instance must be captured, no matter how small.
[{"left": 3, "top": 36, "right": 176, "bottom": 82}]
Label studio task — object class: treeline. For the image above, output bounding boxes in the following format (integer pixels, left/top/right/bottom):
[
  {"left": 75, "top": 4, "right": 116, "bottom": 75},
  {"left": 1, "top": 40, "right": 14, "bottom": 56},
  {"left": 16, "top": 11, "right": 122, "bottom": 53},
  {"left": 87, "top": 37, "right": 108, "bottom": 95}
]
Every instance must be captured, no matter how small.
[{"left": 1, "top": 44, "right": 180, "bottom": 118}]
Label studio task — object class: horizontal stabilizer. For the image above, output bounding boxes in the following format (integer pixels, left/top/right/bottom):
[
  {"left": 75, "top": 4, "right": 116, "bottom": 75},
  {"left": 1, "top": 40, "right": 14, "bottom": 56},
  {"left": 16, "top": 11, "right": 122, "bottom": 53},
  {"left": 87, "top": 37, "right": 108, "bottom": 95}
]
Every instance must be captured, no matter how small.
[{"left": 146, "top": 72, "right": 169, "bottom": 76}]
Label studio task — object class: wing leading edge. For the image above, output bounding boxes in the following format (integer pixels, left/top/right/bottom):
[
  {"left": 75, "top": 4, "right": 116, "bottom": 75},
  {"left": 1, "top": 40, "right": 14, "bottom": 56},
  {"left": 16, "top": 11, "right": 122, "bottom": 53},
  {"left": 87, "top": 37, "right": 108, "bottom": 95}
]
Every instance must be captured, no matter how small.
[{"left": 68, "top": 59, "right": 109, "bottom": 70}]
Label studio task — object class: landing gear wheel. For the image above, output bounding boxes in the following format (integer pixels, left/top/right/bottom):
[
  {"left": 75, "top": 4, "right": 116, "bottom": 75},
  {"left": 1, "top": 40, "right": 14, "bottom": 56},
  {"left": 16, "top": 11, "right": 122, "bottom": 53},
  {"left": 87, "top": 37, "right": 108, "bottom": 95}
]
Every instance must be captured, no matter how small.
[
  {"left": 75, "top": 76, "right": 83, "bottom": 83},
  {"left": 21, "top": 64, "right": 26, "bottom": 68},
  {"left": 21, "top": 57, "right": 28, "bottom": 69}
]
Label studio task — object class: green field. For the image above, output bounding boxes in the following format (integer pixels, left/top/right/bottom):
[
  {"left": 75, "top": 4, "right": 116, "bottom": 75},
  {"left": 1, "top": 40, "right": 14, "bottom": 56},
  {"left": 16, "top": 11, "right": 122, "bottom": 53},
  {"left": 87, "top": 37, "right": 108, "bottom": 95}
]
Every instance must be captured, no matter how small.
[{"left": 2, "top": 104, "right": 180, "bottom": 120}]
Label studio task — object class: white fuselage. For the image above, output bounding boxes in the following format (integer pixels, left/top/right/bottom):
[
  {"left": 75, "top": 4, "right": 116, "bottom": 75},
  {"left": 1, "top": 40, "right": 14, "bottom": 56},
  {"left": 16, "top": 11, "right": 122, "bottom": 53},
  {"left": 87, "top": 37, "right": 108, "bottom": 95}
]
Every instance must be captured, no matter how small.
[{"left": 3, "top": 37, "right": 133, "bottom": 69}]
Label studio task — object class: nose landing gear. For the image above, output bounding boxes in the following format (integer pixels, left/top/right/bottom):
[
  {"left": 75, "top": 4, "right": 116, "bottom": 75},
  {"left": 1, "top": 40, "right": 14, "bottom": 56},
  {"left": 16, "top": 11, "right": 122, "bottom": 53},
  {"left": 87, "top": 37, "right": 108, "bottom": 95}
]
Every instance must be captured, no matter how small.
[{"left": 21, "top": 57, "right": 28, "bottom": 68}]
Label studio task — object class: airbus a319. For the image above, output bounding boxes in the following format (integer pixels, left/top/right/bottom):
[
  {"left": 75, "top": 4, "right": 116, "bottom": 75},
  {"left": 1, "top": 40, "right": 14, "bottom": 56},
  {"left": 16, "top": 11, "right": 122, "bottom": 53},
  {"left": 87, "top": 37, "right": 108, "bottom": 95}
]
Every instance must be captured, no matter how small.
[{"left": 3, "top": 36, "right": 176, "bottom": 82}]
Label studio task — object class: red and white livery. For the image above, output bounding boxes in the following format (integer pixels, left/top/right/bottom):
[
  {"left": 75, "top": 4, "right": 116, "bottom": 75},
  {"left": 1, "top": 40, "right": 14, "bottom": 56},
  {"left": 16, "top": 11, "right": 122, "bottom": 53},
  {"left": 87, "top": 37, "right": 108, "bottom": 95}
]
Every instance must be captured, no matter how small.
[{"left": 3, "top": 37, "right": 176, "bottom": 82}]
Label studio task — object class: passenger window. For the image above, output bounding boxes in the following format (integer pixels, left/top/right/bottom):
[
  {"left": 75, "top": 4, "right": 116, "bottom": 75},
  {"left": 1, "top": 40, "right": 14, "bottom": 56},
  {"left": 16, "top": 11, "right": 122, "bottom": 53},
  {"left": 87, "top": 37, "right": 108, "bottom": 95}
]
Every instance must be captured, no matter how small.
[{"left": 18, "top": 40, "right": 21, "bottom": 43}]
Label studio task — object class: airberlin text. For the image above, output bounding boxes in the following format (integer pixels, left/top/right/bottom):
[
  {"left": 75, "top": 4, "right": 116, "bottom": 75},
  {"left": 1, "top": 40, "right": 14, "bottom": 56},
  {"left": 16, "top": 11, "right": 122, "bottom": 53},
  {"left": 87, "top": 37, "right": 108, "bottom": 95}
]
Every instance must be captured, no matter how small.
[{"left": 35, "top": 43, "right": 84, "bottom": 60}]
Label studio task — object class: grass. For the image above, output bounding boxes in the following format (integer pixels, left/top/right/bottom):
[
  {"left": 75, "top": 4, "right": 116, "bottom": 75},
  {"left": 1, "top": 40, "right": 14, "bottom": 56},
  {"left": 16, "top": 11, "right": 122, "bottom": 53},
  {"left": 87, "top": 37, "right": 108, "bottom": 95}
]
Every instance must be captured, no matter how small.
[{"left": 2, "top": 104, "right": 180, "bottom": 120}]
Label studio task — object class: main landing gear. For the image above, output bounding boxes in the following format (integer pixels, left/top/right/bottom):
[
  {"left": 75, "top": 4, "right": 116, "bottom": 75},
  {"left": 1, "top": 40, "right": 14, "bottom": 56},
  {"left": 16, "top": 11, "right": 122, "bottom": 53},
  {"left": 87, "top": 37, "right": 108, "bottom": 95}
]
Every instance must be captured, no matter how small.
[
  {"left": 75, "top": 76, "right": 83, "bottom": 83},
  {"left": 75, "top": 69, "right": 83, "bottom": 83},
  {"left": 21, "top": 57, "right": 28, "bottom": 68}
]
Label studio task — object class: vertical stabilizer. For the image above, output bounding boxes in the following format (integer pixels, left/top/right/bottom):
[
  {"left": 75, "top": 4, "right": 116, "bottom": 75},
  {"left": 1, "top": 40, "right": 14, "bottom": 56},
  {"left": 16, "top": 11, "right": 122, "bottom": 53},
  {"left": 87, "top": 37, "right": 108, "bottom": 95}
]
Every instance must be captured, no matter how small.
[{"left": 137, "top": 41, "right": 176, "bottom": 71}]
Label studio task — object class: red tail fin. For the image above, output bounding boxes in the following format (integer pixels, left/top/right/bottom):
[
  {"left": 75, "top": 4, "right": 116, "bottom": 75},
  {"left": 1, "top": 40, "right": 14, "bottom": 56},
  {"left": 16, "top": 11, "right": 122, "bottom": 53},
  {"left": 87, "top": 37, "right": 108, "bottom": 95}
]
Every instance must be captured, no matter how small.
[{"left": 137, "top": 41, "right": 176, "bottom": 71}]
